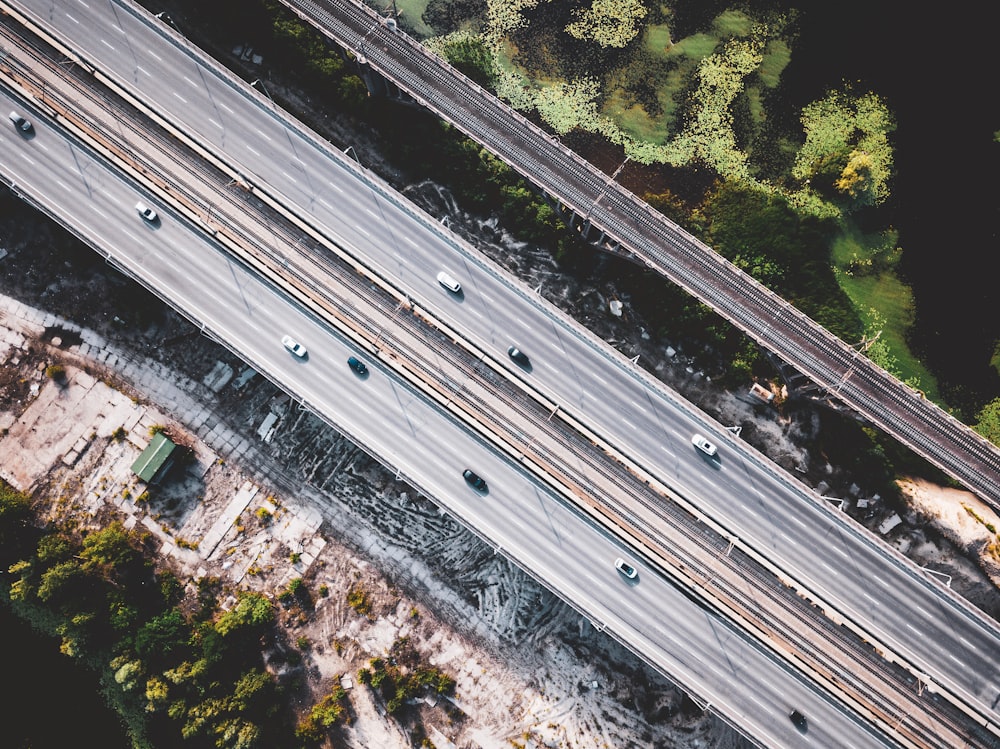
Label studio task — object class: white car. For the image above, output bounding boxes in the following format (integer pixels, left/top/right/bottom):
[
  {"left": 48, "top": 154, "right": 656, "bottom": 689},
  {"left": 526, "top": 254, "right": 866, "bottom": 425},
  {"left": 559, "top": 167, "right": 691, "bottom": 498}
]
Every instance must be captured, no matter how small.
[
  {"left": 281, "top": 335, "right": 307, "bottom": 358},
  {"left": 135, "top": 201, "right": 158, "bottom": 222},
  {"left": 691, "top": 433, "right": 717, "bottom": 457},
  {"left": 614, "top": 557, "right": 638, "bottom": 579},
  {"left": 436, "top": 270, "right": 461, "bottom": 294}
]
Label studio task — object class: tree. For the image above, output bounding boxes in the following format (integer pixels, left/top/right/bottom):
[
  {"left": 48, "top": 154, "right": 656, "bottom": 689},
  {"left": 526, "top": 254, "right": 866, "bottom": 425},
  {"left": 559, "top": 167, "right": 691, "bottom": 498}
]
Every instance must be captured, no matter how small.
[
  {"left": 214, "top": 592, "right": 274, "bottom": 637},
  {"left": 565, "top": 0, "right": 648, "bottom": 49},
  {"left": 975, "top": 398, "right": 1000, "bottom": 445},
  {"left": 792, "top": 90, "right": 894, "bottom": 211}
]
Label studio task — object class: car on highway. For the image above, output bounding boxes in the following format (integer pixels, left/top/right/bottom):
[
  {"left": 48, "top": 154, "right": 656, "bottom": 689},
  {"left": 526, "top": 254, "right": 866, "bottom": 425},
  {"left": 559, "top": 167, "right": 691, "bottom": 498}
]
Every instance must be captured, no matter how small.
[
  {"left": 281, "top": 335, "right": 307, "bottom": 358},
  {"left": 788, "top": 709, "right": 808, "bottom": 733},
  {"left": 135, "top": 201, "right": 158, "bottom": 223},
  {"left": 614, "top": 557, "right": 638, "bottom": 579},
  {"left": 347, "top": 355, "right": 368, "bottom": 375},
  {"left": 9, "top": 111, "right": 32, "bottom": 132},
  {"left": 507, "top": 345, "right": 530, "bottom": 367},
  {"left": 462, "top": 469, "right": 487, "bottom": 492},
  {"left": 691, "top": 433, "right": 717, "bottom": 457},
  {"left": 436, "top": 270, "right": 461, "bottom": 294}
]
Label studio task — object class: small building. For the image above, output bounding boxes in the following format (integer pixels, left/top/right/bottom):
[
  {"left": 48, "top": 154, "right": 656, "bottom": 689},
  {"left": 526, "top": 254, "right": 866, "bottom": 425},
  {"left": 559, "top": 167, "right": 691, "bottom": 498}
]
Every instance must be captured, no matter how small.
[{"left": 130, "top": 432, "right": 177, "bottom": 484}]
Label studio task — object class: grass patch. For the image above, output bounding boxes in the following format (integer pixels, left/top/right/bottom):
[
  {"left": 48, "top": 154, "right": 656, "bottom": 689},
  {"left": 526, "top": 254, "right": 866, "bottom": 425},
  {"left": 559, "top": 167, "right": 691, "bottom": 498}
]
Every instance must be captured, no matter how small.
[
  {"left": 831, "top": 225, "right": 942, "bottom": 403},
  {"left": 758, "top": 38, "right": 791, "bottom": 88},
  {"left": 668, "top": 32, "right": 719, "bottom": 60},
  {"left": 712, "top": 9, "right": 754, "bottom": 38},
  {"left": 644, "top": 23, "right": 674, "bottom": 55},
  {"left": 391, "top": 0, "right": 436, "bottom": 39}
]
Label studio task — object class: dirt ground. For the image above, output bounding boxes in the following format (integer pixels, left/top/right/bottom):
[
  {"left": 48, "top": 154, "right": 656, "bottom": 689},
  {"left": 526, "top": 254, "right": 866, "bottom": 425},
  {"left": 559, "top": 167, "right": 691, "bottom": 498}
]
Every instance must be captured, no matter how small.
[
  {"left": 0, "top": 258, "right": 748, "bottom": 747},
  {"left": 3, "top": 202, "right": 1000, "bottom": 749}
]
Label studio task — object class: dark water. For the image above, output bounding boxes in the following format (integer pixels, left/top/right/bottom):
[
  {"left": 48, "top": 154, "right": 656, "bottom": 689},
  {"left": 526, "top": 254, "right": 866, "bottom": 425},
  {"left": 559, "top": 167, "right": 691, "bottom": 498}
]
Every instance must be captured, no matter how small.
[
  {"left": 0, "top": 606, "right": 132, "bottom": 749},
  {"left": 781, "top": 1, "right": 1000, "bottom": 414}
]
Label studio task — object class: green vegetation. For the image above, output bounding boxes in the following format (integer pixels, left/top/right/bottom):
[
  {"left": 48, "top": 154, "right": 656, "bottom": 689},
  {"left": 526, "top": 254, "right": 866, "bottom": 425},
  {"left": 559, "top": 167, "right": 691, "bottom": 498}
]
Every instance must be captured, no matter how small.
[
  {"left": 347, "top": 582, "right": 374, "bottom": 618},
  {"left": 357, "top": 636, "right": 457, "bottom": 715},
  {"left": 0, "top": 491, "right": 355, "bottom": 748}
]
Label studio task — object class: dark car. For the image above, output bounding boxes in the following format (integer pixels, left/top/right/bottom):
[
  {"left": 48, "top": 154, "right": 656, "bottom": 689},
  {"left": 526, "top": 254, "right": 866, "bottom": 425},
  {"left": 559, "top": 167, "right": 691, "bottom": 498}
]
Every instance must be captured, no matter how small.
[
  {"left": 347, "top": 355, "right": 368, "bottom": 375},
  {"left": 789, "top": 709, "right": 808, "bottom": 733},
  {"left": 507, "top": 345, "right": 530, "bottom": 367},
  {"left": 462, "top": 469, "right": 487, "bottom": 492}
]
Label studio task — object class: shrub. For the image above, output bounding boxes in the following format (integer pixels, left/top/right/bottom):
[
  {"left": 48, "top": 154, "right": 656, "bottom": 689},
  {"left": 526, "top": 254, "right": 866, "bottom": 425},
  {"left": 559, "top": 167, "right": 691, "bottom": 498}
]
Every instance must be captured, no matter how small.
[{"left": 347, "top": 583, "right": 373, "bottom": 617}]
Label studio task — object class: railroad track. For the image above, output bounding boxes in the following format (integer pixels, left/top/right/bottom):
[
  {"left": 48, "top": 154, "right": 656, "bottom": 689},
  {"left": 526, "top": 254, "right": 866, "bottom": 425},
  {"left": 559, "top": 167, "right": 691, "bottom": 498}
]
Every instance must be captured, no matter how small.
[
  {"left": 3, "top": 13, "right": 998, "bottom": 746},
  {"left": 276, "top": 0, "right": 1000, "bottom": 511}
]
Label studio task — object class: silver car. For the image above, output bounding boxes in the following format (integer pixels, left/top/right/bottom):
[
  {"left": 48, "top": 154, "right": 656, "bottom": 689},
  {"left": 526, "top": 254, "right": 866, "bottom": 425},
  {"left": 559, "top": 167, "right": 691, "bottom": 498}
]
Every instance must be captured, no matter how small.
[{"left": 9, "top": 111, "right": 32, "bottom": 132}]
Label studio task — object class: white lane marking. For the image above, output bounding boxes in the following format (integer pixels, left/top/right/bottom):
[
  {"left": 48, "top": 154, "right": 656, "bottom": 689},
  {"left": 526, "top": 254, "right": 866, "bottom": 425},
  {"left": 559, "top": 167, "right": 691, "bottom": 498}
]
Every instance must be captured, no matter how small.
[
  {"left": 100, "top": 38, "right": 114, "bottom": 50},
  {"left": 467, "top": 308, "right": 483, "bottom": 321},
  {"left": 905, "top": 623, "right": 919, "bottom": 634},
  {"left": 366, "top": 208, "right": 378, "bottom": 218},
  {"left": 788, "top": 514, "right": 808, "bottom": 530},
  {"left": 183, "top": 75, "right": 199, "bottom": 89},
  {"left": 122, "top": 229, "right": 140, "bottom": 243},
  {"left": 208, "top": 117, "right": 222, "bottom": 129},
  {"left": 622, "top": 418, "right": 636, "bottom": 430},
  {"left": 327, "top": 181, "right": 343, "bottom": 193},
  {"left": 949, "top": 654, "right": 965, "bottom": 666},
  {"left": 280, "top": 171, "right": 298, "bottom": 183},
  {"left": 245, "top": 144, "right": 260, "bottom": 157},
  {"left": 92, "top": 207, "right": 108, "bottom": 220},
  {"left": 171, "top": 91, "right": 187, "bottom": 103},
  {"left": 19, "top": 153, "right": 36, "bottom": 165},
  {"left": 353, "top": 224, "right": 371, "bottom": 237},
  {"left": 146, "top": 49, "right": 161, "bottom": 62},
  {"left": 832, "top": 545, "right": 849, "bottom": 559},
  {"left": 959, "top": 637, "right": 978, "bottom": 652},
  {"left": 136, "top": 65, "right": 151, "bottom": 77},
  {"left": 913, "top": 605, "right": 931, "bottom": 619},
  {"left": 821, "top": 561, "right": 838, "bottom": 576},
  {"left": 862, "top": 592, "right": 879, "bottom": 605},
  {"left": 591, "top": 373, "right": 608, "bottom": 386},
  {"left": 75, "top": 0, "right": 89, "bottom": 7},
  {"left": 219, "top": 101, "right": 233, "bottom": 114},
  {"left": 65, "top": 12, "right": 80, "bottom": 24},
  {"left": 316, "top": 197, "right": 333, "bottom": 211},
  {"left": 255, "top": 127, "right": 272, "bottom": 141},
  {"left": 740, "top": 504, "right": 759, "bottom": 518},
  {"left": 629, "top": 400, "right": 648, "bottom": 414},
  {"left": 56, "top": 180, "right": 72, "bottom": 191},
  {"left": 404, "top": 236, "right": 418, "bottom": 247}
]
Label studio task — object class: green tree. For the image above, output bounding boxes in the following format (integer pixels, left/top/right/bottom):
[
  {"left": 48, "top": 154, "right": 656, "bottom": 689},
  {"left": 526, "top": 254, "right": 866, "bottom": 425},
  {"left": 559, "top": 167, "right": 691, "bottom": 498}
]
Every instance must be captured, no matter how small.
[
  {"left": 792, "top": 90, "right": 894, "bottom": 211},
  {"left": 565, "top": 0, "right": 648, "bottom": 49},
  {"left": 135, "top": 609, "right": 189, "bottom": 661},
  {"left": 974, "top": 398, "right": 1000, "bottom": 445},
  {"left": 215, "top": 592, "right": 274, "bottom": 637},
  {"left": 430, "top": 31, "right": 497, "bottom": 89}
]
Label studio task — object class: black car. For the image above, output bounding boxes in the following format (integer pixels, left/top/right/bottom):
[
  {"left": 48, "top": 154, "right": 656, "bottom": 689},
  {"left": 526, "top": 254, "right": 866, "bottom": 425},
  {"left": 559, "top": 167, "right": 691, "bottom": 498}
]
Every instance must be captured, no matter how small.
[
  {"left": 347, "top": 356, "right": 368, "bottom": 375},
  {"left": 462, "top": 469, "right": 487, "bottom": 492},
  {"left": 788, "top": 709, "right": 808, "bottom": 733},
  {"left": 507, "top": 345, "right": 530, "bottom": 367}
]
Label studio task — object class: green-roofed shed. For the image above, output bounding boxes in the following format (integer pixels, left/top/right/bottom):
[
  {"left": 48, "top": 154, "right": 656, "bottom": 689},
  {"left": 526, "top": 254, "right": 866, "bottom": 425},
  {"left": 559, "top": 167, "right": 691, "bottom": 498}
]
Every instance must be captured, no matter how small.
[{"left": 131, "top": 432, "right": 177, "bottom": 483}]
